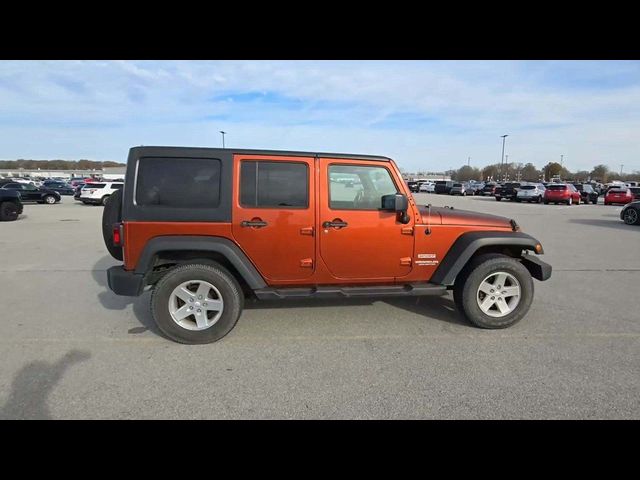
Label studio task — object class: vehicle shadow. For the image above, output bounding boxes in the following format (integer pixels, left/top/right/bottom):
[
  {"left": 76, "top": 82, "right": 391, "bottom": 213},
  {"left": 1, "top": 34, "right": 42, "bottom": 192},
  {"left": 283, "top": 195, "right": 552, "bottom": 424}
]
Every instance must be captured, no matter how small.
[
  {"left": 569, "top": 218, "right": 634, "bottom": 231},
  {"left": 92, "top": 256, "right": 161, "bottom": 336},
  {"left": 0, "top": 350, "right": 91, "bottom": 419},
  {"left": 93, "top": 255, "right": 469, "bottom": 337},
  {"left": 245, "top": 294, "right": 467, "bottom": 327}
]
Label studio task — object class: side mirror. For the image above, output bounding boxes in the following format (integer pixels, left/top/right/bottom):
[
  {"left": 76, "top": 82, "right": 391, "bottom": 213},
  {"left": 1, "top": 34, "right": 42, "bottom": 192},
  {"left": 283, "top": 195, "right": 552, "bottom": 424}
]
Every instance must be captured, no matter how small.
[{"left": 381, "top": 193, "right": 408, "bottom": 212}]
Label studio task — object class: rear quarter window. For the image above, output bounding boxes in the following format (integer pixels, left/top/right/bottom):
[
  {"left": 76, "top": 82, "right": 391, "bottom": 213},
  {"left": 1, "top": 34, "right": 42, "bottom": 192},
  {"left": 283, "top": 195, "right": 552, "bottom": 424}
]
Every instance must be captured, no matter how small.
[{"left": 135, "top": 157, "right": 221, "bottom": 208}]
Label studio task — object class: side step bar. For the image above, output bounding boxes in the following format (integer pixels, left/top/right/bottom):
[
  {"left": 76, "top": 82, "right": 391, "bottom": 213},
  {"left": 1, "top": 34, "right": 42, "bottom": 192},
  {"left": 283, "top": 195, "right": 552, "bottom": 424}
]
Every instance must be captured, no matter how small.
[{"left": 253, "top": 283, "right": 447, "bottom": 300}]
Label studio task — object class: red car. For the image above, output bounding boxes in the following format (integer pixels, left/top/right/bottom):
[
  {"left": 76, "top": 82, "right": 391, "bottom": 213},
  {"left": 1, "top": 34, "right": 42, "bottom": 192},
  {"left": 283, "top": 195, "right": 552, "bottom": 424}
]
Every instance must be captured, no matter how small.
[
  {"left": 543, "top": 183, "right": 581, "bottom": 205},
  {"left": 605, "top": 188, "right": 634, "bottom": 205}
]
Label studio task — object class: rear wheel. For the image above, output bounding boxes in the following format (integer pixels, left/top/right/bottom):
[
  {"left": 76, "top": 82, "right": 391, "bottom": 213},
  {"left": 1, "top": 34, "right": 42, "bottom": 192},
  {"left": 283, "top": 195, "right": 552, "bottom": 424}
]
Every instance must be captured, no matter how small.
[
  {"left": 0, "top": 201, "right": 19, "bottom": 221},
  {"left": 151, "top": 263, "right": 244, "bottom": 344},
  {"left": 453, "top": 254, "right": 534, "bottom": 329},
  {"left": 567, "top": 197, "right": 573, "bottom": 205},
  {"left": 101, "top": 195, "right": 111, "bottom": 206},
  {"left": 495, "top": 197, "right": 501, "bottom": 201}
]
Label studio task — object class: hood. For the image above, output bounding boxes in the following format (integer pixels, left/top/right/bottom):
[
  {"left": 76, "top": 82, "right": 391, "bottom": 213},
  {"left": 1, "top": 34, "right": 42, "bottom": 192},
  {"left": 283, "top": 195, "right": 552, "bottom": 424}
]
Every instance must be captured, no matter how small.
[{"left": 418, "top": 206, "right": 513, "bottom": 228}]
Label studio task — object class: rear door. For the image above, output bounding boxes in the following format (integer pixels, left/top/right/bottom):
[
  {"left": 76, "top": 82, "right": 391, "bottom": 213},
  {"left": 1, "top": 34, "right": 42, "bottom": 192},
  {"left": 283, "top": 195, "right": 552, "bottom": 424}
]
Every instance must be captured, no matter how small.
[
  {"left": 232, "top": 155, "right": 316, "bottom": 281},
  {"left": 318, "top": 158, "right": 414, "bottom": 280}
]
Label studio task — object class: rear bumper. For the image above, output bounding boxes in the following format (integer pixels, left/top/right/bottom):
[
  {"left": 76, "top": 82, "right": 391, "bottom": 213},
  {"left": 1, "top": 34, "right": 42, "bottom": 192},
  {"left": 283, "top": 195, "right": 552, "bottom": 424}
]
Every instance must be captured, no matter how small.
[
  {"left": 520, "top": 254, "right": 552, "bottom": 281},
  {"left": 107, "top": 266, "right": 145, "bottom": 296}
]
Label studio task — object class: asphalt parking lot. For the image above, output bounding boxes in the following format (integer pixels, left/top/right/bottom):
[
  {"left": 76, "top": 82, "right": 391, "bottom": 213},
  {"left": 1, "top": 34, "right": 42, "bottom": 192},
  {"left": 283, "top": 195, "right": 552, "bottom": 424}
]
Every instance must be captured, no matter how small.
[{"left": 1, "top": 195, "right": 638, "bottom": 419}]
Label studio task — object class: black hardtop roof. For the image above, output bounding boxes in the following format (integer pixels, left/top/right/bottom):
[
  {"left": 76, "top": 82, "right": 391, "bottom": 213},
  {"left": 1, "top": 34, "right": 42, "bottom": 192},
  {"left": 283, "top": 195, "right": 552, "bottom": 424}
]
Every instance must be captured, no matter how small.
[{"left": 129, "top": 145, "right": 392, "bottom": 162}]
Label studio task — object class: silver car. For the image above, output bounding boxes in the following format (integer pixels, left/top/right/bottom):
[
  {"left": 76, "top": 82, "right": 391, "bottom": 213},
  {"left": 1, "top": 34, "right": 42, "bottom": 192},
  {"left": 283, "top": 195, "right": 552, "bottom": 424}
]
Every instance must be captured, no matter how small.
[
  {"left": 449, "top": 183, "right": 468, "bottom": 196},
  {"left": 516, "top": 184, "right": 546, "bottom": 203}
]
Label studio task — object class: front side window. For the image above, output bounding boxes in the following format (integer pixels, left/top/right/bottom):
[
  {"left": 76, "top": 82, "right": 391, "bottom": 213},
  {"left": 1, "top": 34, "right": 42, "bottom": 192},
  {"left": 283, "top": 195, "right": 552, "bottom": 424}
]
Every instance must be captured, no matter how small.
[
  {"left": 329, "top": 164, "right": 398, "bottom": 210},
  {"left": 240, "top": 161, "right": 308, "bottom": 208}
]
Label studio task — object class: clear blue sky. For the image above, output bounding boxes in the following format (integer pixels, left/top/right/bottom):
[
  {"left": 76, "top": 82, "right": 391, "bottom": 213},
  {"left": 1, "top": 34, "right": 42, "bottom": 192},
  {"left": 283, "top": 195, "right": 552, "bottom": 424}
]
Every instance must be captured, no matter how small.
[{"left": 1, "top": 60, "right": 639, "bottom": 173}]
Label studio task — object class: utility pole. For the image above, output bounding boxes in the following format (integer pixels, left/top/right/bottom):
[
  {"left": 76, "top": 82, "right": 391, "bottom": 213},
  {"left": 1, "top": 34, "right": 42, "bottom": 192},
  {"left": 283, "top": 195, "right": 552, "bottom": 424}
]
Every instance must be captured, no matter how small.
[
  {"left": 620, "top": 164, "right": 624, "bottom": 176},
  {"left": 560, "top": 154, "right": 563, "bottom": 167},
  {"left": 219, "top": 131, "right": 226, "bottom": 148},
  {"left": 467, "top": 156, "right": 471, "bottom": 167}
]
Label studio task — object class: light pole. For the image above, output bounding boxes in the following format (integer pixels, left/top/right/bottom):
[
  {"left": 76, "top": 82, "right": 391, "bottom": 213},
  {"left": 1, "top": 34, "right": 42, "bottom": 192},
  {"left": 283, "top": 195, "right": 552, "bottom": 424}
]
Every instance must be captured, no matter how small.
[
  {"left": 499, "top": 134, "right": 508, "bottom": 182},
  {"left": 219, "top": 131, "right": 226, "bottom": 149},
  {"left": 467, "top": 156, "right": 471, "bottom": 167},
  {"left": 560, "top": 155, "right": 563, "bottom": 168},
  {"left": 620, "top": 164, "right": 624, "bottom": 176},
  {"left": 505, "top": 154, "right": 509, "bottom": 181}
]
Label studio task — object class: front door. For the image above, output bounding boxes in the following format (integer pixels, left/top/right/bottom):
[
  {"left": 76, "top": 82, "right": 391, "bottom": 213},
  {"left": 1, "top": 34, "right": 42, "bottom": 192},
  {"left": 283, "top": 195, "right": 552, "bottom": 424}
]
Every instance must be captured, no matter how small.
[
  {"left": 318, "top": 159, "right": 414, "bottom": 280},
  {"left": 232, "top": 155, "right": 316, "bottom": 281}
]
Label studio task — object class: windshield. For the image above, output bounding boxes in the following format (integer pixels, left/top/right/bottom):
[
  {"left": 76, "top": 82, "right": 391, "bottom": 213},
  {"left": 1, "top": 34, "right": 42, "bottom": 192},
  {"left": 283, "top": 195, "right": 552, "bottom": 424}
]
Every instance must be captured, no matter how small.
[
  {"left": 520, "top": 185, "right": 536, "bottom": 190},
  {"left": 547, "top": 185, "right": 567, "bottom": 191}
]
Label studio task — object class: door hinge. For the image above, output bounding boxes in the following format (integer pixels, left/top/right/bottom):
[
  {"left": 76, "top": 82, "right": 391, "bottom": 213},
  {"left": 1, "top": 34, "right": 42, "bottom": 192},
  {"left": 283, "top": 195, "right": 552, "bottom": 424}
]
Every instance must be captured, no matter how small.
[
  {"left": 300, "top": 226, "right": 314, "bottom": 236},
  {"left": 300, "top": 258, "right": 313, "bottom": 268},
  {"left": 401, "top": 226, "right": 414, "bottom": 235},
  {"left": 400, "top": 257, "right": 412, "bottom": 266}
]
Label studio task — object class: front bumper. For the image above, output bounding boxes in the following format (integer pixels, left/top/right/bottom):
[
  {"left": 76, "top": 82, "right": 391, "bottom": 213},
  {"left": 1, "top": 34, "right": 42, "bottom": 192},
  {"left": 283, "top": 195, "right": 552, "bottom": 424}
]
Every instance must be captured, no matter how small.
[
  {"left": 107, "top": 266, "right": 145, "bottom": 296},
  {"left": 520, "top": 254, "right": 552, "bottom": 281}
]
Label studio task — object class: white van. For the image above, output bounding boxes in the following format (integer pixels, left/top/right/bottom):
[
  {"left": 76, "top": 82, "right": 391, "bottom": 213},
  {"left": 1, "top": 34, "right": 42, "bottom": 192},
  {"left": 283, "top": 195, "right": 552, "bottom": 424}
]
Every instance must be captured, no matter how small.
[{"left": 79, "top": 182, "right": 124, "bottom": 206}]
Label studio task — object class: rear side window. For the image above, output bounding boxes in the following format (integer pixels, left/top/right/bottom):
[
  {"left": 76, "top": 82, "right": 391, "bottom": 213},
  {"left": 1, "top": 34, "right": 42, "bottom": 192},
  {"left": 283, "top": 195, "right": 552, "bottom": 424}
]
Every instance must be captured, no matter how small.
[
  {"left": 136, "top": 157, "right": 221, "bottom": 208},
  {"left": 90, "top": 183, "right": 106, "bottom": 189},
  {"left": 111, "top": 184, "right": 124, "bottom": 190},
  {"left": 240, "top": 161, "right": 308, "bottom": 208}
]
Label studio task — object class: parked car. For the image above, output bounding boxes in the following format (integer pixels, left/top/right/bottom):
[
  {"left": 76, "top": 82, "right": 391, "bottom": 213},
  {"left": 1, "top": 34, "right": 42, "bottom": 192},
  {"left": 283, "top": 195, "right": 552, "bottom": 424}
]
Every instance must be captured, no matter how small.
[
  {"left": 79, "top": 182, "right": 124, "bottom": 205},
  {"left": 516, "top": 184, "right": 546, "bottom": 203},
  {"left": 480, "top": 183, "right": 497, "bottom": 196},
  {"left": 620, "top": 201, "right": 640, "bottom": 225},
  {"left": 573, "top": 183, "right": 599, "bottom": 204},
  {"left": 605, "top": 188, "right": 634, "bottom": 205},
  {"left": 495, "top": 182, "right": 521, "bottom": 202},
  {"left": 629, "top": 187, "right": 640, "bottom": 200},
  {"left": 449, "top": 183, "right": 468, "bottom": 196},
  {"left": 418, "top": 182, "right": 435, "bottom": 193},
  {"left": 42, "top": 180, "right": 75, "bottom": 196},
  {"left": 0, "top": 189, "right": 23, "bottom": 221},
  {"left": 543, "top": 184, "right": 581, "bottom": 205},
  {"left": 434, "top": 180, "right": 454, "bottom": 194},
  {"left": 103, "top": 145, "right": 551, "bottom": 344},
  {"left": 466, "top": 182, "right": 484, "bottom": 195},
  {"left": 1, "top": 182, "right": 61, "bottom": 204},
  {"left": 74, "top": 183, "right": 85, "bottom": 200},
  {"left": 406, "top": 181, "right": 420, "bottom": 193}
]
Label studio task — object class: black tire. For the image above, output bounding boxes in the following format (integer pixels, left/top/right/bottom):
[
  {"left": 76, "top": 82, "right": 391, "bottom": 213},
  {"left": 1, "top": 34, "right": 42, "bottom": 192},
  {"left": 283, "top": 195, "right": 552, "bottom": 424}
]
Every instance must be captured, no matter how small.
[
  {"left": 453, "top": 253, "right": 534, "bottom": 329},
  {"left": 495, "top": 197, "right": 501, "bottom": 201},
  {"left": 567, "top": 197, "right": 573, "bottom": 205},
  {"left": 43, "top": 195, "right": 57, "bottom": 205},
  {"left": 101, "top": 188, "right": 123, "bottom": 260},
  {"left": 101, "top": 195, "right": 111, "bottom": 206},
  {"left": 150, "top": 263, "right": 244, "bottom": 344},
  {"left": 543, "top": 201, "right": 549, "bottom": 204},
  {"left": 0, "top": 201, "right": 19, "bottom": 221},
  {"left": 623, "top": 207, "right": 640, "bottom": 225}
]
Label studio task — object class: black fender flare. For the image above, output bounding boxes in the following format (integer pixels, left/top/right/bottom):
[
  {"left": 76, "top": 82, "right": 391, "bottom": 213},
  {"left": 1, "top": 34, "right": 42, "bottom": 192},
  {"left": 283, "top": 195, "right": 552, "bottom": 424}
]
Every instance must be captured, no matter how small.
[
  {"left": 135, "top": 235, "right": 267, "bottom": 290},
  {"left": 430, "top": 231, "right": 545, "bottom": 286}
]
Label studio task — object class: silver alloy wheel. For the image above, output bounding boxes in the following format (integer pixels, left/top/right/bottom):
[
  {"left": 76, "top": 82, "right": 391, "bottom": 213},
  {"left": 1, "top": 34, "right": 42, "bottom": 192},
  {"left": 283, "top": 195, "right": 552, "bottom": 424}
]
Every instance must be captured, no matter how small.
[
  {"left": 476, "top": 271, "right": 521, "bottom": 318},
  {"left": 168, "top": 280, "right": 224, "bottom": 331},
  {"left": 624, "top": 208, "right": 638, "bottom": 225},
  {"left": 45, "top": 196, "right": 56, "bottom": 204}
]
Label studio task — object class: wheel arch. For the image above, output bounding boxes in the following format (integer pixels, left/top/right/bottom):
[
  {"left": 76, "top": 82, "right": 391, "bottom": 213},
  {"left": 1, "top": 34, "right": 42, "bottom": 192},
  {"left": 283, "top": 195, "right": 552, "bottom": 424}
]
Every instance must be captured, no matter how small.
[
  {"left": 135, "top": 236, "right": 267, "bottom": 292},
  {"left": 430, "top": 231, "right": 544, "bottom": 286}
]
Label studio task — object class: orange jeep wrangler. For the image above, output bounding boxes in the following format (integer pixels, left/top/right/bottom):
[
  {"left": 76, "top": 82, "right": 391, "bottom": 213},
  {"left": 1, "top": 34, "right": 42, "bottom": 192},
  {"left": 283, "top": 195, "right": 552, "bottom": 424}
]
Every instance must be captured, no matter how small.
[{"left": 103, "top": 146, "right": 551, "bottom": 344}]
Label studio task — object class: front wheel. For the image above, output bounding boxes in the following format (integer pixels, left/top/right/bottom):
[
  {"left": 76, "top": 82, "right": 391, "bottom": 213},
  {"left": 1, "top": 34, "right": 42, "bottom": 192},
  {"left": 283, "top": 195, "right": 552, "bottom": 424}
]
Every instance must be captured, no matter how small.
[
  {"left": 151, "top": 263, "right": 244, "bottom": 344},
  {"left": 623, "top": 208, "right": 640, "bottom": 225},
  {"left": 453, "top": 254, "right": 534, "bottom": 329},
  {"left": 44, "top": 195, "right": 57, "bottom": 204}
]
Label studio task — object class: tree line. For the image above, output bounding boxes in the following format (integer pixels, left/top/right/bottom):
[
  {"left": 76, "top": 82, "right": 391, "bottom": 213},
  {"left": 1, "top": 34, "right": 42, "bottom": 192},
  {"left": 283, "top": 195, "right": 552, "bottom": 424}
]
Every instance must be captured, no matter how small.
[
  {"left": 0, "top": 159, "right": 125, "bottom": 170},
  {"left": 448, "top": 162, "right": 639, "bottom": 183}
]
